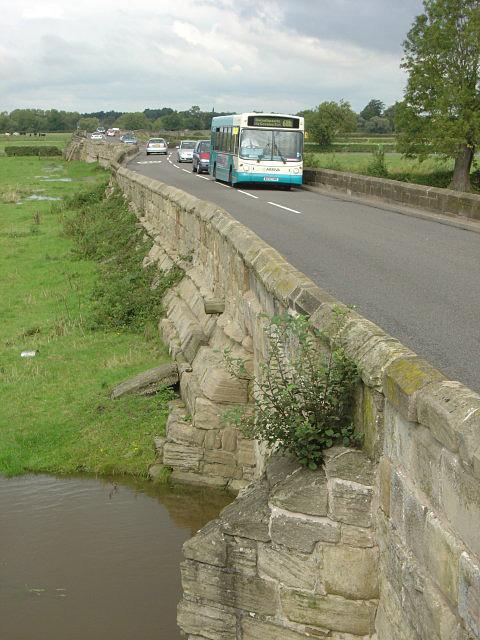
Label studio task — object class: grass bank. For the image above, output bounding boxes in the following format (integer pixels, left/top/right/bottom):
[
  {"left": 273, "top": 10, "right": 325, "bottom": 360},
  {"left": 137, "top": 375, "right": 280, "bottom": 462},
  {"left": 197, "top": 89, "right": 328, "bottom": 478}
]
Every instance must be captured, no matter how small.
[
  {"left": 305, "top": 149, "right": 479, "bottom": 191},
  {"left": 0, "top": 154, "right": 175, "bottom": 477}
]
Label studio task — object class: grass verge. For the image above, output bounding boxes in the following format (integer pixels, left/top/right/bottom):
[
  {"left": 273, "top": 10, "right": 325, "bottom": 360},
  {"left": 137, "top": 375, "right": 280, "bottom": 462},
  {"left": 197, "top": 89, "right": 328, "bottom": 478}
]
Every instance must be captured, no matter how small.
[{"left": 0, "top": 154, "right": 176, "bottom": 477}]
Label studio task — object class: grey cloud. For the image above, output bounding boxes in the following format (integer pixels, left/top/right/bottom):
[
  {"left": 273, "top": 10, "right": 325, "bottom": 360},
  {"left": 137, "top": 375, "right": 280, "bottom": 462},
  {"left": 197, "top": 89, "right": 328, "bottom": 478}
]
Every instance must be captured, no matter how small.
[{"left": 209, "top": 0, "right": 424, "bottom": 54}]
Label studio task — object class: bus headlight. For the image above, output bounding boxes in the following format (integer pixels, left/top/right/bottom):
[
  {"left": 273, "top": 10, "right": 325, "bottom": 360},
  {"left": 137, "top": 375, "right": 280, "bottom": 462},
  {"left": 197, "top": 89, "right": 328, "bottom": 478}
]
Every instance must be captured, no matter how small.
[
  {"left": 243, "top": 164, "right": 250, "bottom": 172},
  {"left": 293, "top": 167, "right": 300, "bottom": 174}
]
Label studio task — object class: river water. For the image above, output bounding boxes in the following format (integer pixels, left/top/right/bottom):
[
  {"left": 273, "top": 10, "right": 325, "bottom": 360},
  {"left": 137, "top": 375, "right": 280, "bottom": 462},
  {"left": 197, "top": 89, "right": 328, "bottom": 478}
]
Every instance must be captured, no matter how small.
[{"left": 0, "top": 474, "right": 231, "bottom": 640}]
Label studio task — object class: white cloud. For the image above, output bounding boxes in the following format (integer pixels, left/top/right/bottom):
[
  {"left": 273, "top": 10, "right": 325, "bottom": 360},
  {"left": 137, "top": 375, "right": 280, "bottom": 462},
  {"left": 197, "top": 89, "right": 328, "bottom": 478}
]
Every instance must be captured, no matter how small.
[{"left": 0, "top": 0, "right": 417, "bottom": 113}]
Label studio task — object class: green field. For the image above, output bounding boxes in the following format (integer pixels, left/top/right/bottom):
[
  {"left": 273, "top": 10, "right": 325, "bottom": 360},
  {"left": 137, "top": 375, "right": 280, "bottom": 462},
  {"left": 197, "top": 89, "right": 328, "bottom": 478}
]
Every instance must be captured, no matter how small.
[
  {"left": 0, "top": 152, "right": 171, "bottom": 477},
  {"left": 0, "top": 132, "right": 72, "bottom": 155}
]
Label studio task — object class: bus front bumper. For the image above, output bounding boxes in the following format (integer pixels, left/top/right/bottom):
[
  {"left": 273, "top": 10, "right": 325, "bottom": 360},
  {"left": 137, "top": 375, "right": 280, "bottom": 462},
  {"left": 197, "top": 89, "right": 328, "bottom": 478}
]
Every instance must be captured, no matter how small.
[{"left": 235, "top": 172, "right": 303, "bottom": 185}]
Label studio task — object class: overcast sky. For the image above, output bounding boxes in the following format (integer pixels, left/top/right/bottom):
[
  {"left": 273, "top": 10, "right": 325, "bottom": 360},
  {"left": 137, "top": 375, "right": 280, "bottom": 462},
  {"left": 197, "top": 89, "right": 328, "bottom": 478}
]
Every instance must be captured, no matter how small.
[{"left": 0, "top": 0, "right": 424, "bottom": 114}]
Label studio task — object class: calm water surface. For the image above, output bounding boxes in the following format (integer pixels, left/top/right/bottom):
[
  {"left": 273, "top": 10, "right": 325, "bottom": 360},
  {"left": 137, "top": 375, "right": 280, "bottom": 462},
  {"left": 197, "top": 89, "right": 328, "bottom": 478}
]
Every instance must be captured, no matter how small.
[{"left": 0, "top": 474, "right": 231, "bottom": 640}]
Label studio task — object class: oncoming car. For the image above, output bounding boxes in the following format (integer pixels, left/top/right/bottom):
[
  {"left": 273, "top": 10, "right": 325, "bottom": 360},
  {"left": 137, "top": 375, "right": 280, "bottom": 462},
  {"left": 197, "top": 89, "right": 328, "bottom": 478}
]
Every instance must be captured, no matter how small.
[
  {"left": 192, "top": 140, "right": 210, "bottom": 173},
  {"left": 177, "top": 140, "right": 195, "bottom": 162},
  {"left": 120, "top": 133, "right": 138, "bottom": 145},
  {"left": 146, "top": 138, "right": 168, "bottom": 155},
  {"left": 90, "top": 131, "right": 105, "bottom": 140}
]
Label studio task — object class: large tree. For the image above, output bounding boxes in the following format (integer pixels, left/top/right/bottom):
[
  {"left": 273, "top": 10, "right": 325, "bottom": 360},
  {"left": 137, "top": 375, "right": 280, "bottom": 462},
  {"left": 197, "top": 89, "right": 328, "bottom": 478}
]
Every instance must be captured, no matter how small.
[
  {"left": 304, "top": 101, "right": 357, "bottom": 148},
  {"left": 360, "top": 99, "right": 385, "bottom": 121},
  {"left": 398, "top": 0, "right": 480, "bottom": 191}
]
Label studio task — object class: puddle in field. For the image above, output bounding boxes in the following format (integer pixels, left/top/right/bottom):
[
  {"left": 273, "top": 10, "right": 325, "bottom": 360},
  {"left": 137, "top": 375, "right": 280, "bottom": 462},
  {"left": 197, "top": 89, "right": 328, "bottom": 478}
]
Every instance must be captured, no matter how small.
[
  {"left": 25, "top": 195, "right": 61, "bottom": 201},
  {"left": 0, "top": 474, "right": 232, "bottom": 640}
]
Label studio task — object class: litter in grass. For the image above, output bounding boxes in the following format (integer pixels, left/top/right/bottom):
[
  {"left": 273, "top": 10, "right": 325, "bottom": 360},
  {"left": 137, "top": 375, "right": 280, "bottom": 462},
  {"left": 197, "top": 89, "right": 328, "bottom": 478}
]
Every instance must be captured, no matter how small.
[{"left": 21, "top": 350, "right": 38, "bottom": 358}]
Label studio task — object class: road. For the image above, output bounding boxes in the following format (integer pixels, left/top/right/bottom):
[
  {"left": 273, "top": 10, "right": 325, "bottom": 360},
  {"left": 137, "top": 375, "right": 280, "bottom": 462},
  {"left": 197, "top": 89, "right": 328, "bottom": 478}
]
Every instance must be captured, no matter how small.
[{"left": 125, "top": 149, "right": 480, "bottom": 392}]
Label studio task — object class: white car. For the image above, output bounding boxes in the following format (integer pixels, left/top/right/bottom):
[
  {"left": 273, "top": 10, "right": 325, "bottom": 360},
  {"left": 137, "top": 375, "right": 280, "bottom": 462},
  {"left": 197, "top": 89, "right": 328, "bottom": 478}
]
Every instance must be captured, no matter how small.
[
  {"left": 177, "top": 140, "right": 195, "bottom": 162},
  {"left": 146, "top": 138, "right": 168, "bottom": 155},
  {"left": 90, "top": 132, "right": 104, "bottom": 140}
]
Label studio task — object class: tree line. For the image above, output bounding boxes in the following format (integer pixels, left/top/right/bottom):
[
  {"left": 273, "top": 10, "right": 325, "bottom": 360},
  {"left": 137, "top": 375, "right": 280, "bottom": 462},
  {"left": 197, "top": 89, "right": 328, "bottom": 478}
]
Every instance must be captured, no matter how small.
[{"left": 1, "top": 1, "right": 478, "bottom": 191}]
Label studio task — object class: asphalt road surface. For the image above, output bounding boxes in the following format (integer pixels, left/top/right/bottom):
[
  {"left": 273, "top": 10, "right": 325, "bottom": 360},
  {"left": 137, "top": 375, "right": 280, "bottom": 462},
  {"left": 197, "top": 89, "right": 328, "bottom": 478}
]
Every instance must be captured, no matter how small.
[{"left": 126, "top": 149, "right": 480, "bottom": 393}]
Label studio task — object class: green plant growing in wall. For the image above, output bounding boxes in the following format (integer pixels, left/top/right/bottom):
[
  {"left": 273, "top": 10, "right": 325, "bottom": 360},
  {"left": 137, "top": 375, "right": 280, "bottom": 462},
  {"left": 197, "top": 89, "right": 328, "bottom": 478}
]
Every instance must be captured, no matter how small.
[{"left": 224, "top": 310, "right": 359, "bottom": 469}]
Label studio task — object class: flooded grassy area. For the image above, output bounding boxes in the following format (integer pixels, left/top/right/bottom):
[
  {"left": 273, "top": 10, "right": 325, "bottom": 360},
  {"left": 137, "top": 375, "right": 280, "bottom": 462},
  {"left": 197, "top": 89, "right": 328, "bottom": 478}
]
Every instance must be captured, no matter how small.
[{"left": 0, "top": 154, "right": 172, "bottom": 477}]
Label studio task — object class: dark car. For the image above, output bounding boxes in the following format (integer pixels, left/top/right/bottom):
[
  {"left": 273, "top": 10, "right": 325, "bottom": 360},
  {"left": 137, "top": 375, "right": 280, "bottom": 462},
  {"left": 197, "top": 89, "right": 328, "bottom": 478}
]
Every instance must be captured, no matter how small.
[{"left": 192, "top": 139, "right": 210, "bottom": 174}]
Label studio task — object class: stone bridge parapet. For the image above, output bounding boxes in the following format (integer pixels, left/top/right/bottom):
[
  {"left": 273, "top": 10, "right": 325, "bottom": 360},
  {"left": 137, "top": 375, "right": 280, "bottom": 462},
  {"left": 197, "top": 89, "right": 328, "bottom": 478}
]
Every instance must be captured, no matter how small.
[{"left": 66, "top": 138, "right": 480, "bottom": 640}]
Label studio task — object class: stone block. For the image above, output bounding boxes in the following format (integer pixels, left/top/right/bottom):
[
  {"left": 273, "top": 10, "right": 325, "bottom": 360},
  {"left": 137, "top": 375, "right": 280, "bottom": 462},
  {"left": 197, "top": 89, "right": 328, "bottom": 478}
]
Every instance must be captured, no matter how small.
[
  {"left": 204, "top": 450, "right": 236, "bottom": 466},
  {"left": 459, "top": 552, "right": 480, "bottom": 638},
  {"left": 163, "top": 442, "right": 203, "bottom": 471},
  {"left": 341, "top": 524, "right": 376, "bottom": 548},
  {"left": 257, "top": 543, "right": 319, "bottom": 590},
  {"left": 416, "top": 381, "right": 480, "bottom": 456},
  {"left": 177, "top": 599, "right": 236, "bottom": 640},
  {"left": 237, "top": 439, "right": 256, "bottom": 466},
  {"left": 378, "top": 456, "right": 391, "bottom": 517},
  {"left": 183, "top": 519, "right": 227, "bottom": 567},
  {"left": 220, "top": 481, "right": 271, "bottom": 541},
  {"left": 167, "top": 415, "right": 205, "bottom": 447},
  {"left": 265, "top": 454, "right": 301, "bottom": 487},
  {"left": 203, "top": 463, "right": 239, "bottom": 479},
  {"left": 441, "top": 450, "right": 480, "bottom": 557},
  {"left": 281, "top": 589, "right": 377, "bottom": 636},
  {"left": 322, "top": 545, "right": 379, "bottom": 600},
  {"left": 182, "top": 560, "right": 277, "bottom": 616},
  {"left": 383, "top": 356, "right": 444, "bottom": 422},
  {"left": 194, "top": 397, "right": 225, "bottom": 430},
  {"left": 241, "top": 618, "right": 308, "bottom": 640},
  {"left": 358, "top": 385, "right": 384, "bottom": 461},
  {"left": 270, "top": 467, "right": 328, "bottom": 516},
  {"left": 325, "top": 448, "right": 375, "bottom": 487},
  {"left": 193, "top": 346, "right": 249, "bottom": 404},
  {"left": 204, "top": 429, "right": 221, "bottom": 449},
  {"left": 226, "top": 536, "right": 258, "bottom": 575},
  {"left": 221, "top": 427, "right": 238, "bottom": 452},
  {"left": 270, "top": 512, "right": 340, "bottom": 552},
  {"left": 170, "top": 471, "right": 228, "bottom": 489},
  {"left": 424, "top": 512, "right": 461, "bottom": 607},
  {"left": 328, "top": 478, "right": 373, "bottom": 528}
]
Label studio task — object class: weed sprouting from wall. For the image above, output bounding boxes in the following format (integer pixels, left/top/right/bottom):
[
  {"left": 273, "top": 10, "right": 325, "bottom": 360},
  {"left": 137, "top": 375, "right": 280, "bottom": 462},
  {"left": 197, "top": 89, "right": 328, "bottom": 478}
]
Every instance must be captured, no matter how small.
[{"left": 224, "top": 311, "right": 359, "bottom": 469}]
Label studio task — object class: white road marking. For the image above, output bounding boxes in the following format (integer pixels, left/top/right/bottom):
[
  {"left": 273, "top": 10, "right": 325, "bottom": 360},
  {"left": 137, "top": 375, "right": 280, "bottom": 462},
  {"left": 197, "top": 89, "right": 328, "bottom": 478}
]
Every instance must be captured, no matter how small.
[
  {"left": 137, "top": 160, "right": 162, "bottom": 164},
  {"left": 267, "top": 201, "right": 302, "bottom": 214},
  {"left": 216, "top": 182, "right": 232, "bottom": 188},
  {"left": 182, "top": 168, "right": 191, "bottom": 173},
  {"left": 196, "top": 175, "right": 211, "bottom": 180},
  {"left": 238, "top": 190, "right": 258, "bottom": 199},
  {"left": 173, "top": 164, "right": 180, "bottom": 169}
]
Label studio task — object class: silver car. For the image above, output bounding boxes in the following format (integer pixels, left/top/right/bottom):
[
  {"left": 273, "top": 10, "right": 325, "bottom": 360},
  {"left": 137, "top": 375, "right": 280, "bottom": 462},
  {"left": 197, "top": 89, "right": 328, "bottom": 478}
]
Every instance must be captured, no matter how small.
[
  {"left": 146, "top": 138, "right": 168, "bottom": 155},
  {"left": 177, "top": 140, "right": 195, "bottom": 162}
]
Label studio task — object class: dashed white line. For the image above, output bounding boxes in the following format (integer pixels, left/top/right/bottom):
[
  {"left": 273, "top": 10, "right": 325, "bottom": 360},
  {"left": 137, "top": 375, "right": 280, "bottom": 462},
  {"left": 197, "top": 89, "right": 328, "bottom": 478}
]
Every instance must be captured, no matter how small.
[
  {"left": 267, "top": 201, "right": 302, "bottom": 214},
  {"left": 173, "top": 164, "right": 180, "bottom": 169},
  {"left": 216, "top": 182, "right": 232, "bottom": 188},
  {"left": 238, "top": 190, "right": 258, "bottom": 199},
  {"left": 196, "top": 175, "right": 211, "bottom": 180},
  {"left": 182, "top": 168, "right": 191, "bottom": 173}
]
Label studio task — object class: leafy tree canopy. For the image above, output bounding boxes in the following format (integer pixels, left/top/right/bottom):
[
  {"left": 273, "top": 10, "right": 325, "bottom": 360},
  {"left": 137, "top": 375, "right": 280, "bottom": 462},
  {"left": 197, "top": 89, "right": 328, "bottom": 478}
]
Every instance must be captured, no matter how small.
[
  {"left": 114, "top": 112, "right": 150, "bottom": 130},
  {"left": 397, "top": 0, "right": 480, "bottom": 191},
  {"left": 77, "top": 117, "right": 100, "bottom": 131},
  {"left": 304, "top": 101, "right": 357, "bottom": 148},
  {"left": 360, "top": 99, "right": 385, "bottom": 121}
]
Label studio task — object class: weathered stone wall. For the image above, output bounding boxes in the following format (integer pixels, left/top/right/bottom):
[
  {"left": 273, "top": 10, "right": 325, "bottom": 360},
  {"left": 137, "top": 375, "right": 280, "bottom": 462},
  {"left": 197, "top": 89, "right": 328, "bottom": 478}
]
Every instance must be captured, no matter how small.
[
  {"left": 303, "top": 167, "right": 480, "bottom": 222},
  {"left": 179, "top": 449, "right": 379, "bottom": 639},
  {"left": 64, "top": 133, "right": 138, "bottom": 167},
  {"left": 66, "top": 139, "right": 480, "bottom": 639}
]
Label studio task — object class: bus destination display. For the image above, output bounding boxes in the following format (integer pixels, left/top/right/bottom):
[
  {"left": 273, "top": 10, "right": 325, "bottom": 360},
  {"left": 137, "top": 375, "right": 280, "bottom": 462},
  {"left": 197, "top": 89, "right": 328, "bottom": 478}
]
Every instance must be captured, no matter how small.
[{"left": 247, "top": 116, "right": 300, "bottom": 129}]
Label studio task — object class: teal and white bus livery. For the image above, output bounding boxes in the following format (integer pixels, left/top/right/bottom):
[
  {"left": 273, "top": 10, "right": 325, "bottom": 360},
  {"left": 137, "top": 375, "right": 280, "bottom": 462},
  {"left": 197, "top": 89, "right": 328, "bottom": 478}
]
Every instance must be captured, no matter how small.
[{"left": 209, "top": 113, "right": 304, "bottom": 187}]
